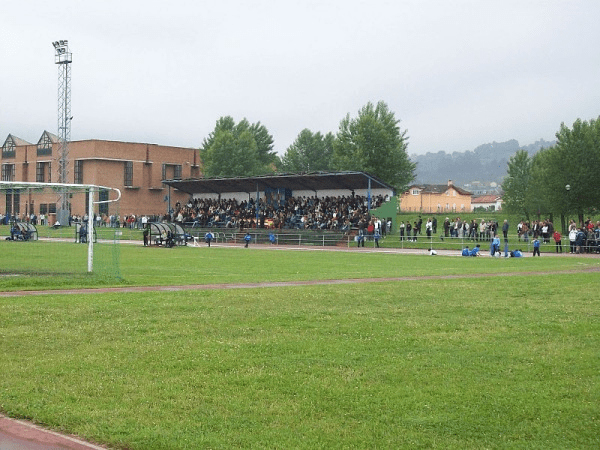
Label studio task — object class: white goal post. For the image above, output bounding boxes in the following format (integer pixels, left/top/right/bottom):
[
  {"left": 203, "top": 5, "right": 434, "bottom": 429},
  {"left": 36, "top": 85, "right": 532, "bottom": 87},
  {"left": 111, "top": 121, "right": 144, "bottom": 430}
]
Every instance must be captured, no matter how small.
[{"left": 0, "top": 181, "right": 121, "bottom": 273}]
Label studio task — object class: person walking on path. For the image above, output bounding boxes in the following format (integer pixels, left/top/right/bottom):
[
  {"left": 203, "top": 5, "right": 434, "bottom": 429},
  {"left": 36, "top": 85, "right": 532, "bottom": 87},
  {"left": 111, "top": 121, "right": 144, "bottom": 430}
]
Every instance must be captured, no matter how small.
[
  {"left": 244, "top": 232, "right": 252, "bottom": 248},
  {"left": 205, "top": 231, "right": 214, "bottom": 247}
]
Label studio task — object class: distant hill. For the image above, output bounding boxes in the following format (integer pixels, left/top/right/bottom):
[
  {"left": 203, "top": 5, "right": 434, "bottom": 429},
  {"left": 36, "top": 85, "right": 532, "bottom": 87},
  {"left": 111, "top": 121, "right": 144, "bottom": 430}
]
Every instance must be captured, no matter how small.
[{"left": 410, "top": 138, "right": 555, "bottom": 185}]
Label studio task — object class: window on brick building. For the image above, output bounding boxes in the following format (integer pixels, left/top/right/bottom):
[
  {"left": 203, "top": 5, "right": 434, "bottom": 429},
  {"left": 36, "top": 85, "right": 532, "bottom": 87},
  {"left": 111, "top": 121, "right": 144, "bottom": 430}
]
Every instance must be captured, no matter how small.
[
  {"left": 162, "top": 163, "right": 183, "bottom": 181},
  {"left": 124, "top": 161, "right": 133, "bottom": 187},
  {"left": 74, "top": 160, "right": 83, "bottom": 184},
  {"left": 1, "top": 163, "right": 15, "bottom": 181},
  {"left": 36, "top": 162, "right": 52, "bottom": 183}
]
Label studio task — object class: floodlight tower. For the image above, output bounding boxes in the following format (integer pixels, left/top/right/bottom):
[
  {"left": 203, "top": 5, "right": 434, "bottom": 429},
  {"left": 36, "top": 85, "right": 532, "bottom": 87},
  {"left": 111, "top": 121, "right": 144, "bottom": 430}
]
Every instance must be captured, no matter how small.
[{"left": 52, "top": 39, "right": 72, "bottom": 225}]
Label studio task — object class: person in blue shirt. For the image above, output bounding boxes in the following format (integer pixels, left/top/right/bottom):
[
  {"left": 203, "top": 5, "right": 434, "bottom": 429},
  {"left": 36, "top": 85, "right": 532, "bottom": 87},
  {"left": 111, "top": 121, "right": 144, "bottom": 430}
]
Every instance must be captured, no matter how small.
[
  {"left": 269, "top": 232, "right": 277, "bottom": 245},
  {"left": 532, "top": 237, "right": 541, "bottom": 256},
  {"left": 510, "top": 249, "right": 523, "bottom": 258},
  {"left": 462, "top": 246, "right": 470, "bottom": 256},
  {"left": 470, "top": 244, "right": 481, "bottom": 256},
  {"left": 491, "top": 234, "right": 501, "bottom": 256},
  {"left": 244, "top": 231, "right": 252, "bottom": 248},
  {"left": 205, "top": 231, "right": 214, "bottom": 247},
  {"left": 374, "top": 230, "right": 381, "bottom": 248}
]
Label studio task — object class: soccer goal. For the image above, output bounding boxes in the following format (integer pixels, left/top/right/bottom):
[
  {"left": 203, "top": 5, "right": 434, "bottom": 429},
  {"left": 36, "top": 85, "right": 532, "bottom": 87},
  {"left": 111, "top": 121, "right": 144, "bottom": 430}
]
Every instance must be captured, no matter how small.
[{"left": 0, "top": 181, "right": 121, "bottom": 277}]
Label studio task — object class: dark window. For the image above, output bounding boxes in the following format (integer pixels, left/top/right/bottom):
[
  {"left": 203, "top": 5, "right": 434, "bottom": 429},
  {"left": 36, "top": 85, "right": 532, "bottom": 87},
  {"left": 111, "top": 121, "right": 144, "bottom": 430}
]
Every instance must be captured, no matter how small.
[
  {"left": 1, "top": 164, "right": 15, "bottom": 181},
  {"left": 74, "top": 160, "right": 83, "bottom": 184},
  {"left": 162, "top": 163, "right": 182, "bottom": 180},
  {"left": 36, "top": 162, "right": 45, "bottom": 182},
  {"left": 124, "top": 161, "right": 133, "bottom": 187},
  {"left": 174, "top": 164, "right": 182, "bottom": 180},
  {"left": 36, "top": 162, "right": 52, "bottom": 183}
]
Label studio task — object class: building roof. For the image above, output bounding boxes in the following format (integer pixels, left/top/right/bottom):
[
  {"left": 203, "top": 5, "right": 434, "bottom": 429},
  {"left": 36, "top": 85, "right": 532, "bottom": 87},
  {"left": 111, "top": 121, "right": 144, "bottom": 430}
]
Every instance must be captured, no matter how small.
[
  {"left": 163, "top": 171, "right": 395, "bottom": 196},
  {"left": 472, "top": 195, "right": 502, "bottom": 203},
  {"left": 39, "top": 130, "right": 61, "bottom": 144},
  {"left": 3, "top": 134, "right": 32, "bottom": 147},
  {"left": 407, "top": 183, "right": 472, "bottom": 196}
]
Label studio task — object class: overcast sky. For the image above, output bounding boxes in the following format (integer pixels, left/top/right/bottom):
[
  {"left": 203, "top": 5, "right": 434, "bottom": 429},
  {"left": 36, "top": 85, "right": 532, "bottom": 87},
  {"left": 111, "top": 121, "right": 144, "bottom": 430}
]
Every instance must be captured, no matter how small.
[{"left": 1, "top": 0, "right": 599, "bottom": 156}]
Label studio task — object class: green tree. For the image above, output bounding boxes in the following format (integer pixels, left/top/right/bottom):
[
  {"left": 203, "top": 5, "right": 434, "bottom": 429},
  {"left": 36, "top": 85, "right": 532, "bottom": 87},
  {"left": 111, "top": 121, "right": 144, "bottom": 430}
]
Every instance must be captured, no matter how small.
[
  {"left": 553, "top": 118, "right": 600, "bottom": 225},
  {"left": 501, "top": 149, "right": 532, "bottom": 219},
  {"left": 200, "top": 117, "right": 278, "bottom": 177},
  {"left": 332, "top": 101, "right": 415, "bottom": 190},
  {"left": 525, "top": 149, "right": 555, "bottom": 220},
  {"left": 280, "top": 129, "right": 334, "bottom": 173}
]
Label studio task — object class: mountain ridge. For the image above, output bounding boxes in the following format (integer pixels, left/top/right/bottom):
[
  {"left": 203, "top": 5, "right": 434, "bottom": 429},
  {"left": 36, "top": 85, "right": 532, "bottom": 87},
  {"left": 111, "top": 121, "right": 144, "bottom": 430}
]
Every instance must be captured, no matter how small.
[{"left": 410, "top": 138, "right": 555, "bottom": 186}]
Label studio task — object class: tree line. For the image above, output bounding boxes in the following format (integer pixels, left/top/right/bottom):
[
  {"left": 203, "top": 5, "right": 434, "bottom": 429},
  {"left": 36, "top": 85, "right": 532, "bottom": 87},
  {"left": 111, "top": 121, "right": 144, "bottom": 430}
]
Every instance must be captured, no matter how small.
[
  {"left": 502, "top": 117, "right": 600, "bottom": 231},
  {"left": 199, "top": 101, "right": 416, "bottom": 191}
]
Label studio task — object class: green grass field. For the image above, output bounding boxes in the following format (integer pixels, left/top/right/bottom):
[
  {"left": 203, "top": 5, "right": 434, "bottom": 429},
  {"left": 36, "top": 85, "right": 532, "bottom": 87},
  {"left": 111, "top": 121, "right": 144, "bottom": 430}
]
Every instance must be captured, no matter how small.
[{"left": 1, "top": 242, "right": 599, "bottom": 449}]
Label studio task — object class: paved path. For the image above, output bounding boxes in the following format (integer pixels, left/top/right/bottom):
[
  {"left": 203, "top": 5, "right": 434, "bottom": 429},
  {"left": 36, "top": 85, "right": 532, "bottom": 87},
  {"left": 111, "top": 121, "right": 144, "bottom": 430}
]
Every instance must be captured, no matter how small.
[{"left": 0, "top": 415, "right": 107, "bottom": 449}]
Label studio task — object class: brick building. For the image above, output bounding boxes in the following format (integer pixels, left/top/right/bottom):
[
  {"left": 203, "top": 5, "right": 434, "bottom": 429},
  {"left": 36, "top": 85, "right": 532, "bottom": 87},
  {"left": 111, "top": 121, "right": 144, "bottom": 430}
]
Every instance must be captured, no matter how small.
[
  {"left": 400, "top": 180, "right": 472, "bottom": 213},
  {"left": 1, "top": 131, "right": 199, "bottom": 221}
]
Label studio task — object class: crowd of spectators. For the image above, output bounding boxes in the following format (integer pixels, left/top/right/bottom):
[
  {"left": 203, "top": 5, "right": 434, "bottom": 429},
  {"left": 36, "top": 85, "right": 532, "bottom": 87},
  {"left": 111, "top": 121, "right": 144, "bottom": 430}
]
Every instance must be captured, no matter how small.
[{"left": 168, "top": 193, "right": 386, "bottom": 232}]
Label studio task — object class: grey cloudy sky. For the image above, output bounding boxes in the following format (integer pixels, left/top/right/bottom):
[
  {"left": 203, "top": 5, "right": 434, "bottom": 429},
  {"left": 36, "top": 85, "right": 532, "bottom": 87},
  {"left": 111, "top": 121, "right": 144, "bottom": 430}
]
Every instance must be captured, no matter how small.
[{"left": 1, "top": 0, "right": 599, "bottom": 156}]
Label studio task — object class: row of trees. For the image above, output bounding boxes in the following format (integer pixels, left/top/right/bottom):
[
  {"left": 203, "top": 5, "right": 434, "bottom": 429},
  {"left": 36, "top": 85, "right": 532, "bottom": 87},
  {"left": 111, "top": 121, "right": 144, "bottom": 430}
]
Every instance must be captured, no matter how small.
[
  {"left": 199, "top": 101, "right": 416, "bottom": 191},
  {"left": 502, "top": 117, "right": 600, "bottom": 231}
]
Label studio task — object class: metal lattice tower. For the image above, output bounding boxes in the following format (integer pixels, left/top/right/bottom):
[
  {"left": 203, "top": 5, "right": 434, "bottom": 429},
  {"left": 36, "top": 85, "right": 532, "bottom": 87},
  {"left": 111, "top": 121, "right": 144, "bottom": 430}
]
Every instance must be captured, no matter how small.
[{"left": 52, "top": 40, "right": 72, "bottom": 223}]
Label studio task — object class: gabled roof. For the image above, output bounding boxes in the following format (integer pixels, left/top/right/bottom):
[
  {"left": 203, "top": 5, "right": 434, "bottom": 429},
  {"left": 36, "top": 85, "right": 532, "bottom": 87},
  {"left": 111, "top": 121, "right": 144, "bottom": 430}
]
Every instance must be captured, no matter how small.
[
  {"left": 163, "top": 171, "right": 395, "bottom": 196},
  {"left": 38, "top": 130, "right": 60, "bottom": 145},
  {"left": 3, "top": 134, "right": 32, "bottom": 147},
  {"left": 407, "top": 183, "right": 472, "bottom": 196}
]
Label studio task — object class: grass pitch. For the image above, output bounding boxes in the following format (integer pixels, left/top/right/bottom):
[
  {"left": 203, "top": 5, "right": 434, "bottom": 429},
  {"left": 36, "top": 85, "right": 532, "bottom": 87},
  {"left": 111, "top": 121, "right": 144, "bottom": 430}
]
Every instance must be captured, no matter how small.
[{"left": 0, "top": 243, "right": 599, "bottom": 449}]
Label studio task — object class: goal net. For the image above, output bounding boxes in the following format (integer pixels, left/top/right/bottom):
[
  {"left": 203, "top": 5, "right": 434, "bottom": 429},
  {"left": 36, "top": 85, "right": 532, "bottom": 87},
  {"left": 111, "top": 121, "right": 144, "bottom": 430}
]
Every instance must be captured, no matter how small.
[{"left": 0, "top": 181, "right": 122, "bottom": 279}]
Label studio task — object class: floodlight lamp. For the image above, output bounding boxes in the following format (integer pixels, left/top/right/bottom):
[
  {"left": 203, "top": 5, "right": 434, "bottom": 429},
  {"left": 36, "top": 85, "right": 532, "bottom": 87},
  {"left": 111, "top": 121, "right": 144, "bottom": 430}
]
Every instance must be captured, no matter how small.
[{"left": 565, "top": 184, "right": 571, "bottom": 191}]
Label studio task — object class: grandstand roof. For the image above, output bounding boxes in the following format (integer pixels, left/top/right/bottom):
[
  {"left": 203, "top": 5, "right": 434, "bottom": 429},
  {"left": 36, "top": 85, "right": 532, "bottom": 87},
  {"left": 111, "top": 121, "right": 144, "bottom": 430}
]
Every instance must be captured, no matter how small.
[{"left": 163, "top": 171, "right": 395, "bottom": 195}]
